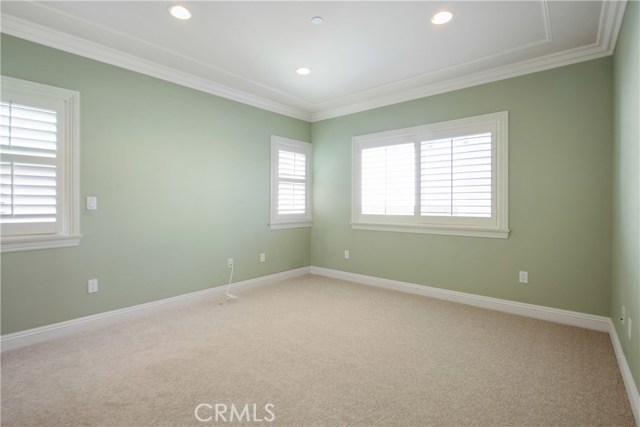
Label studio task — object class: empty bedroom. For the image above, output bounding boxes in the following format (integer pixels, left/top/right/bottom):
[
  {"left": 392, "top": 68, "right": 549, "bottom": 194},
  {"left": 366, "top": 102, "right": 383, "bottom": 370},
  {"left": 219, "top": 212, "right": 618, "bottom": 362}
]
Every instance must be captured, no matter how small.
[{"left": 1, "top": 1, "right": 638, "bottom": 426}]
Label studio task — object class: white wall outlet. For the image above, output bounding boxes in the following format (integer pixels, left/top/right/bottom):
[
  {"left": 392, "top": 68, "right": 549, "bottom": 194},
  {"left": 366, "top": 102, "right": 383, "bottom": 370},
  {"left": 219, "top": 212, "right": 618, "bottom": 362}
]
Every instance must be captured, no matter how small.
[
  {"left": 86, "top": 196, "right": 97, "bottom": 210},
  {"left": 87, "top": 279, "right": 98, "bottom": 293},
  {"left": 227, "top": 258, "right": 234, "bottom": 268},
  {"left": 628, "top": 318, "right": 632, "bottom": 341},
  {"left": 260, "top": 253, "right": 266, "bottom": 263},
  {"left": 344, "top": 250, "right": 350, "bottom": 259},
  {"left": 621, "top": 306, "right": 626, "bottom": 324},
  {"left": 519, "top": 271, "right": 528, "bottom": 284}
]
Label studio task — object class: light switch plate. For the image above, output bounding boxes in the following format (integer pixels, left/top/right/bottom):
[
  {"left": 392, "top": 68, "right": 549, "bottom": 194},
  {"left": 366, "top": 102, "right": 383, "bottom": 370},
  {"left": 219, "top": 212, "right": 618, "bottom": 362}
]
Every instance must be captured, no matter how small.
[{"left": 86, "top": 196, "right": 97, "bottom": 210}]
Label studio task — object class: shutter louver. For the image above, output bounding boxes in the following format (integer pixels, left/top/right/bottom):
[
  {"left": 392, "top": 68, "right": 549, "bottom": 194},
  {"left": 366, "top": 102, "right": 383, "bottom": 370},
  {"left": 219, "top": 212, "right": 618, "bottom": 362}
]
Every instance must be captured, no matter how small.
[
  {"left": 0, "top": 101, "right": 58, "bottom": 227},
  {"left": 277, "top": 150, "right": 306, "bottom": 215},
  {"left": 1, "top": 102, "right": 57, "bottom": 158},
  {"left": 361, "top": 142, "right": 415, "bottom": 215},
  {"left": 421, "top": 133, "right": 492, "bottom": 218}
]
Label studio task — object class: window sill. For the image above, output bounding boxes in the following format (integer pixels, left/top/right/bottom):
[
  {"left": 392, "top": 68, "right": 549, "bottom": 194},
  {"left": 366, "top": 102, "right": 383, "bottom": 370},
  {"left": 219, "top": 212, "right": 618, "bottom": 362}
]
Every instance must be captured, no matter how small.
[
  {"left": 352, "top": 222, "right": 509, "bottom": 239},
  {"left": 1, "top": 234, "right": 82, "bottom": 253},
  {"left": 269, "top": 221, "right": 312, "bottom": 230}
]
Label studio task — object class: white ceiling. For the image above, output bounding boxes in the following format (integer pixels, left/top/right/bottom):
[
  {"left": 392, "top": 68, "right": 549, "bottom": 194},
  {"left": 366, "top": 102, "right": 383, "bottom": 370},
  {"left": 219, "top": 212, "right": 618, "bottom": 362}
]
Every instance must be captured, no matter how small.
[{"left": 0, "top": 1, "right": 627, "bottom": 121}]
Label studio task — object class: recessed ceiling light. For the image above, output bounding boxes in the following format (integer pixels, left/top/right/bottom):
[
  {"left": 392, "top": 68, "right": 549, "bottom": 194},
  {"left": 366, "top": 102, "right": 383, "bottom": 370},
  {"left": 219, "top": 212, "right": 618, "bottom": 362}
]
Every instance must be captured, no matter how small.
[
  {"left": 169, "top": 5, "right": 191, "bottom": 20},
  {"left": 311, "top": 16, "right": 324, "bottom": 25},
  {"left": 431, "top": 10, "right": 453, "bottom": 25},
  {"left": 296, "top": 67, "right": 311, "bottom": 76}
]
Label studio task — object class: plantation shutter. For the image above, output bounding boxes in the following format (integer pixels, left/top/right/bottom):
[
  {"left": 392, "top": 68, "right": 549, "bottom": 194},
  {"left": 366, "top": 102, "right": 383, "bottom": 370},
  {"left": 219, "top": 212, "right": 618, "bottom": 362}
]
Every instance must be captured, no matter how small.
[
  {"left": 421, "top": 132, "right": 492, "bottom": 218},
  {"left": 361, "top": 142, "right": 415, "bottom": 215},
  {"left": 0, "top": 101, "right": 60, "bottom": 235},
  {"left": 277, "top": 149, "right": 306, "bottom": 215}
]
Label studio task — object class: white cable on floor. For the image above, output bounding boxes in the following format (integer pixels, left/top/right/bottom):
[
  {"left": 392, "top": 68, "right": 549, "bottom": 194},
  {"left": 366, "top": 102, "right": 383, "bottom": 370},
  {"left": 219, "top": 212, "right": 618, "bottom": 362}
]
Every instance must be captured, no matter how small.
[{"left": 219, "top": 263, "right": 237, "bottom": 305}]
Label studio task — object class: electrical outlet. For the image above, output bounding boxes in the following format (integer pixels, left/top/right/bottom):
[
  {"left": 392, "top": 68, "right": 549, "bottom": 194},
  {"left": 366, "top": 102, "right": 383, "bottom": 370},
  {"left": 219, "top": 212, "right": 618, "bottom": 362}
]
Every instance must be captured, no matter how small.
[
  {"left": 227, "top": 258, "right": 234, "bottom": 268},
  {"left": 344, "top": 250, "right": 350, "bottom": 259},
  {"left": 519, "top": 271, "right": 528, "bottom": 284},
  {"left": 621, "top": 306, "right": 626, "bottom": 324},
  {"left": 628, "top": 318, "right": 632, "bottom": 341},
  {"left": 260, "top": 253, "right": 266, "bottom": 263},
  {"left": 87, "top": 279, "right": 98, "bottom": 293}
]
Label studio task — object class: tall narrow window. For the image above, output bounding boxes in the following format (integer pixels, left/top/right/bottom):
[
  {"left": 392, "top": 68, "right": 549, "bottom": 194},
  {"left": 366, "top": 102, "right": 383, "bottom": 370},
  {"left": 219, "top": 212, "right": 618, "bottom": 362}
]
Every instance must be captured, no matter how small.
[
  {"left": 1, "top": 77, "right": 80, "bottom": 252},
  {"left": 270, "top": 136, "right": 312, "bottom": 229},
  {"left": 352, "top": 112, "right": 508, "bottom": 238},
  {"left": 278, "top": 149, "right": 307, "bottom": 215}
]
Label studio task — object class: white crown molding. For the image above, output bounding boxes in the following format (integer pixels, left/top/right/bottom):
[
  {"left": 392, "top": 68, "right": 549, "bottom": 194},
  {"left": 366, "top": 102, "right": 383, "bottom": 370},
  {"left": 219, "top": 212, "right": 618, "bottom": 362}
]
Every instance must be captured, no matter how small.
[
  {"left": 312, "top": 1, "right": 553, "bottom": 110},
  {"left": 609, "top": 320, "right": 640, "bottom": 426},
  {"left": 309, "top": 0, "right": 628, "bottom": 122},
  {"left": 0, "top": 14, "right": 312, "bottom": 122},
  {"left": 310, "top": 41, "right": 613, "bottom": 122},
  {"left": 310, "top": 266, "right": 611, "bottom": 331},
  {"left": 0, "top": 0, "right": 627, "bottom": 123},
  {"left": 28, "top": 1, "right": 313, "bottom": 108},
  {"left": 0, "top": 266, "right": 310, "bottom": 352},
  {"left": 598, "top": 0, "right": 629, "bottom": 55}
]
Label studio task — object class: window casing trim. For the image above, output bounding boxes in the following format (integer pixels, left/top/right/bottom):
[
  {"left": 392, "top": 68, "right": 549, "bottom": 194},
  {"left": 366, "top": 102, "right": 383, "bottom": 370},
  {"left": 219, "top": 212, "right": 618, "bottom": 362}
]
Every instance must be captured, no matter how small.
[
  {"left": 351, "top": 111, "right": 509, "bottom": 239},
  {"left": 1, "top": 76, "right": 80, "bottom": 253}
]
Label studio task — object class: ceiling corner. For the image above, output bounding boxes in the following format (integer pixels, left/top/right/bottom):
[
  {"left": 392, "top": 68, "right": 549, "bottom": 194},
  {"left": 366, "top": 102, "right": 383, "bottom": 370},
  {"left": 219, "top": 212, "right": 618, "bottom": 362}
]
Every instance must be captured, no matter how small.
[{"left": 597, "top": 0, "right": 628, "bottom": 54}]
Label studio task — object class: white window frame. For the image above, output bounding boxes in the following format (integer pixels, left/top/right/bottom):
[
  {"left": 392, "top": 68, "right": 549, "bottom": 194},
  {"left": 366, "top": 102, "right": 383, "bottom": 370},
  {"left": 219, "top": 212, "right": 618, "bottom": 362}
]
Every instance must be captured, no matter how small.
[
  {"left": 1, "top": 76, "right": 80, "bottom": 252},
  {"left": 270, "top": 135, "right": 312, "bottom": 229},
  {"left": 352, "top": 111, "right": 509, "bottom": 239}
]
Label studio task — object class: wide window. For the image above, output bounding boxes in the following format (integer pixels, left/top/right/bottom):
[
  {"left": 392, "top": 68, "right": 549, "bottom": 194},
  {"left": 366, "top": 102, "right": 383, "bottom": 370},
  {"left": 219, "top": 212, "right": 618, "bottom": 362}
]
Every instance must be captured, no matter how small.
[
  {"left": 1, "top": 77, "right": 80, "bottom": 252},
  {"left": 352, "top": 111, "right": 509, "bottom": 238},
  {"left": 270, "top": 136, "right": 312, "bottom": 229}
]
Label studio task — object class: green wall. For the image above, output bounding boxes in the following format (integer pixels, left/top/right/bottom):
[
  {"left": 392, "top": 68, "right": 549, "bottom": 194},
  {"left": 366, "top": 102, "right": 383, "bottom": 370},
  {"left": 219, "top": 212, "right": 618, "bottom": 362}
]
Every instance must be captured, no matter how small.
[
  {"left": 0, "top": 26, "right": 627, "bottom": 351},
  {"left": 0, "top": 35, "right": 311, "bottom": 335},
  {"left": 311, "top": 58, "right": 613, "bottom": 316},
  {"left": 612, "top": 0, "right": 640, "bottom": 393}
]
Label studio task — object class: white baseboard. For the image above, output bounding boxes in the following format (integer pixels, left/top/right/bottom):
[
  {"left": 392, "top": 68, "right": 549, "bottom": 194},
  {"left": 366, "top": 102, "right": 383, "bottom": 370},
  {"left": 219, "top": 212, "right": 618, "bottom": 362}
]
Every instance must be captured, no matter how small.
[
  {"left": 0, "top": 266, "right": 310, "bottom": 352},
  {"left": 310, "top": 266, "right": 610, "bottom": 332},
  {"left": 609, "top": 320, "right": 640, "bottom": 427},
  {"left": 2, "top": 265, "right": 637, "bottom": 424}
]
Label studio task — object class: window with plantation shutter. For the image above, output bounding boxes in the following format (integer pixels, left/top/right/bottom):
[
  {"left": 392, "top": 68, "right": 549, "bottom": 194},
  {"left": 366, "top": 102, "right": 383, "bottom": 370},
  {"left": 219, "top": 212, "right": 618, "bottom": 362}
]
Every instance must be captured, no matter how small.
[
  {"left": 1, "top": 103, "right": 58, "bottom": 232},
  {"left": 352, "top": 112, "right": 509, "bottom": 239},
  {"left": 270, "top": 136, "right": 311, "bottom": 229},
  {"left": 278, "top": 150, "right": 306, "bottom": 215},
  {"left": 1, "top": 77, "right": 80, "bottom": 252}
]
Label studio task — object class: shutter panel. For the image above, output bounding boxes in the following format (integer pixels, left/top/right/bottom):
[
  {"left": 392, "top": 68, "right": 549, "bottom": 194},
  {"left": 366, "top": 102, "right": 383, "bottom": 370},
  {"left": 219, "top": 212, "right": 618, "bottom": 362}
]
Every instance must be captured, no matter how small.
[
  {"left": 0, "top": 101, "right": 58, "bottom": 229},
  {"left": 361, "top": 142, "right": 415, "bottom": 215},
  {"left": 421, "top": 132, "right": 492, "bottom": 218},
  {"left": 277, "top": 150, "right": 306, "bottom": 215}
]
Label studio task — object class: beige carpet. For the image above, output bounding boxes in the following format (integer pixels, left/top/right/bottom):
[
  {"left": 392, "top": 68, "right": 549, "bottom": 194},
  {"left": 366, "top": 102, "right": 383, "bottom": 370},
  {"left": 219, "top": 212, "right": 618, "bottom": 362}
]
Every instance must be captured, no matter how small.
[{"left": 1, "top": 274, "right": 635, "bottom": 426}]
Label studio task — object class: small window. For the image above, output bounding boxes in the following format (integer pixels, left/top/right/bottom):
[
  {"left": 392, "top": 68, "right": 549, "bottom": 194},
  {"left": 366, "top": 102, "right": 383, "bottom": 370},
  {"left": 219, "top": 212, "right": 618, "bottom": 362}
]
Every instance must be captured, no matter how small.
[
  {"left": 1, "top": 77, "right": 80, "bottom": 252},
  {"left": 270, "top": 136, "right": 312, "bottom": 229},
  {"left": 352, "top": 111, "right": 509, "bottom": 238}
]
